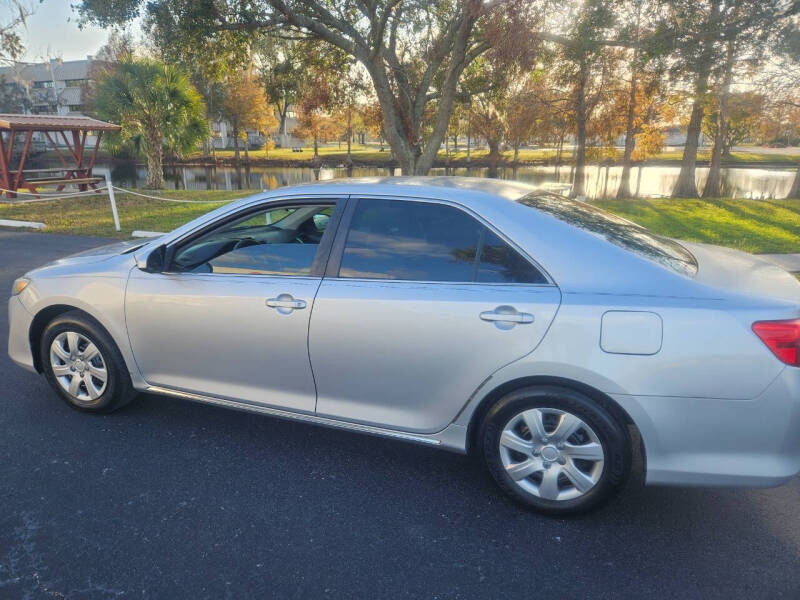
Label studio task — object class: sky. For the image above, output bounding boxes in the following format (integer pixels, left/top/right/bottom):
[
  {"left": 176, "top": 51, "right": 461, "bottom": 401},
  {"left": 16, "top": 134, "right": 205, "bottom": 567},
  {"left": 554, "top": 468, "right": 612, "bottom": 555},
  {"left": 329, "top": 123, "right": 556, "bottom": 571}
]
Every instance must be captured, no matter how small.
[{"left": 20, "top": 0, "right": 115, "bottom": 62}]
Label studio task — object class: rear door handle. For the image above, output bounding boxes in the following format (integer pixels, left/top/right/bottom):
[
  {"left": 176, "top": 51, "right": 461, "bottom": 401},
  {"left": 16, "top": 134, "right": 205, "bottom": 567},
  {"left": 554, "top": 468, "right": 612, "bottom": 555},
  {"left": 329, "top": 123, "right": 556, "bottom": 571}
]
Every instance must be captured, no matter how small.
[
  {"left": 480, "top": 306, "right": 534, "bottom": 327},
  {"left": 266, "top": 294, "right": 307, "bottom": 312},
  {"left": 480, "top": 311, "right": 534, "bottom": 324}
]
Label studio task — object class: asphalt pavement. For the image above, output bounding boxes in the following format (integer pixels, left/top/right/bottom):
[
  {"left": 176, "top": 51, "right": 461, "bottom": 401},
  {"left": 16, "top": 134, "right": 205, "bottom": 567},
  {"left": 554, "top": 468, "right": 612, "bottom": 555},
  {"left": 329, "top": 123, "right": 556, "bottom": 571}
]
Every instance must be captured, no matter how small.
[{"left": 1, "top": 230, "right": 799, "bottom": 599}]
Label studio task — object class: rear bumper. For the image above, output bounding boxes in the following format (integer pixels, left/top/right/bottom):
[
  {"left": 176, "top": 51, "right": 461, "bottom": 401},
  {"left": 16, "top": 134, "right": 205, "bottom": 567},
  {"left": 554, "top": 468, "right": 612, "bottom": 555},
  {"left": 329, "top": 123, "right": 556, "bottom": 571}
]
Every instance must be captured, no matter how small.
[
  {"left": 8, "top": 296, "right": 35, "bottom": 372},
  {"left": 613, "top": 368, "right": 800, "bottom": 487}
]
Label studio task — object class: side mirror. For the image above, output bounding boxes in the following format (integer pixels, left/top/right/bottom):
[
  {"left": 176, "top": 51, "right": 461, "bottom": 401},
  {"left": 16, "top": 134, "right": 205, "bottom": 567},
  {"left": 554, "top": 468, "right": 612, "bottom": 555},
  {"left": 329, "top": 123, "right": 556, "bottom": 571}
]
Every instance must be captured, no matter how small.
[{"left": 140, "top": 244, "right": 167, "bottom": 273}]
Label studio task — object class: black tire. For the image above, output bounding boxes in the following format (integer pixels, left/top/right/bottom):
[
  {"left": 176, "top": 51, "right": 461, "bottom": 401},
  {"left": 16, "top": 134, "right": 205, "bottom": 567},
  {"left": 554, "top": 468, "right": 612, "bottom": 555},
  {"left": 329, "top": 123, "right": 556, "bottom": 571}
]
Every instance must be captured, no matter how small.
[
  {"left": 40, "top": 310, "right": 137, "bottom": 413},
  {"left": 480, "top": 385, "right": 631, "bottom": 515}
]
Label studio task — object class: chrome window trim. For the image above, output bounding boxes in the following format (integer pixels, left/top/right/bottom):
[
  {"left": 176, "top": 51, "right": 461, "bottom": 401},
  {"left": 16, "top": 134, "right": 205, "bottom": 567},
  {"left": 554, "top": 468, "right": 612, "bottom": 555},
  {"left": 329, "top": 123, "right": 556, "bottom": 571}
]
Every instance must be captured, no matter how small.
[{"left": 321, "top": 277, "right": 556, "bottom": 288}]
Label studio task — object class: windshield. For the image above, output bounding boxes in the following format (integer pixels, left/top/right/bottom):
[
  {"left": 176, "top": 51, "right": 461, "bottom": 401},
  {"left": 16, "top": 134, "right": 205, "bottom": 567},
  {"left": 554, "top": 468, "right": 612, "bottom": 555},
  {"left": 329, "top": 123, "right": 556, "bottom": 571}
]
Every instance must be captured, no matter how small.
[{"left": 518, "top": 193, "right": 698, "bottom": 277}]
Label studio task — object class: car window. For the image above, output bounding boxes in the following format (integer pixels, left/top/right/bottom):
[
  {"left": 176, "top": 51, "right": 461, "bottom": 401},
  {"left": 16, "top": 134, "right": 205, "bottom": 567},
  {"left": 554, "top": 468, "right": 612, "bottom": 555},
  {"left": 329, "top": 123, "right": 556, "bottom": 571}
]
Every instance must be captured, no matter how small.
[
  {"left": 171, "top": 204, "right": 333, "bottom": 275},
  {"left": 517, "top": 193, "right": 698, "bottom": 277},
  {"left": 338, "top": 198, "right": 546, "bottom": 283},
  {"left": 477, "top": 230, "right": 547, "bottom": 283}
]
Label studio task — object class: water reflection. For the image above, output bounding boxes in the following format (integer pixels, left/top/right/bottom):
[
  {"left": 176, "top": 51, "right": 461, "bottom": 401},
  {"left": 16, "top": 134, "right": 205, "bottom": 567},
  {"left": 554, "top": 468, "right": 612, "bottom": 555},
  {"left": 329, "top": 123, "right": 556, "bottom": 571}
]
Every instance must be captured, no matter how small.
[{"left": 94, "top": 161, "right": 798, "bottom": 199}]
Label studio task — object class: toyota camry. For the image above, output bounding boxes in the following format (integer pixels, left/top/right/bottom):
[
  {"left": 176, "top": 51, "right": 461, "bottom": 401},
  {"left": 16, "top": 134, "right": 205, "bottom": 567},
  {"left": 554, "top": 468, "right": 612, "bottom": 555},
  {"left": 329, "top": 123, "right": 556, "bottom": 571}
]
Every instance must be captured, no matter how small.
[{"left": 8, "top": 177, "right": 800, "bottom": 514}]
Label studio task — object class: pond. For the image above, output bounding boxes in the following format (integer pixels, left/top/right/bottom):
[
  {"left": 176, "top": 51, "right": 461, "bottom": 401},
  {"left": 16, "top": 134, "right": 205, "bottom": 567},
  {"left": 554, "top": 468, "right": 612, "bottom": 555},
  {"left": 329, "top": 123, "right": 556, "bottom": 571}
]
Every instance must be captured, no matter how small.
[{"left": 87, "top": 161, "right": 797, "bottom": 200}]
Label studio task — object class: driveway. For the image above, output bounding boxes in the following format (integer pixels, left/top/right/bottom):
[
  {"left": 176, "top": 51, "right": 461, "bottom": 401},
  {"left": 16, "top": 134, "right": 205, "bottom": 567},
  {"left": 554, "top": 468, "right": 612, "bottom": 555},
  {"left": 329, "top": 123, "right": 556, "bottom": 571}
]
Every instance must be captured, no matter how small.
[{"left": 1, "top": 231, "right": 798, "bottom": 599}]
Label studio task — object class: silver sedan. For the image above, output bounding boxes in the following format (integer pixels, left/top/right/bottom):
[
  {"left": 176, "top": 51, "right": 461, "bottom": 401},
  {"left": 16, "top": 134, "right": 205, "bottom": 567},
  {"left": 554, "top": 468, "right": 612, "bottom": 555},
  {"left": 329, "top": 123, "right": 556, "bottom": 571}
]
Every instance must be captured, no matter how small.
[{"left": 8, "top": 177, "right": 800, "bottom": 514}]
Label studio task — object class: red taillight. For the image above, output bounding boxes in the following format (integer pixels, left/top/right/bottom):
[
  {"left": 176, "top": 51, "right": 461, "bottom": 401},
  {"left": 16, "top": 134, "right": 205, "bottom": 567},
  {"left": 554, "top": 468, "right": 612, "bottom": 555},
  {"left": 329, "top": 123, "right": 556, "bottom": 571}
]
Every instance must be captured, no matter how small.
[{"left": 752, "top": 319, "right": 800, "bottom": 367}]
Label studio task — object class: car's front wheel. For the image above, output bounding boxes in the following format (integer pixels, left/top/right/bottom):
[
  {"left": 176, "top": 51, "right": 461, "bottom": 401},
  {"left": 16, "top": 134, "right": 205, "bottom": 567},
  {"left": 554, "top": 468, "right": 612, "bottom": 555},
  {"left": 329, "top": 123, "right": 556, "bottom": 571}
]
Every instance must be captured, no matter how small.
[
  {"left": 481, "top": 386, "right": 631, "bottom": 515},
  {"left": 41, "top": 311, "right": 136, "bottom": 413}
]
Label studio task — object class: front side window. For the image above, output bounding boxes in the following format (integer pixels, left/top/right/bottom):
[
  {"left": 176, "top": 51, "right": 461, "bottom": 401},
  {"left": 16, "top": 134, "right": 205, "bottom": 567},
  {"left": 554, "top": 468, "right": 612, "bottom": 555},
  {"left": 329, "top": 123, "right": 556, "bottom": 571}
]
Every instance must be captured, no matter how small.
[
  {"left": 339, "top": 198, "right": 546, "bottom": 283},
  {"left": 171, "top": 203, "right": 333, "bottom": 276}
]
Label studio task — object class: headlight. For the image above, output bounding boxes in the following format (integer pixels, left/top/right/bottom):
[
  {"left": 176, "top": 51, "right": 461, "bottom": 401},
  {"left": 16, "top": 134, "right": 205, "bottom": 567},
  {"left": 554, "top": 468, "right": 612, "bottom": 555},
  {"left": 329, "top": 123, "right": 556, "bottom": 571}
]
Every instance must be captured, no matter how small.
[{"left": 11, "top": 277, "right": 30, "bottom": 295}]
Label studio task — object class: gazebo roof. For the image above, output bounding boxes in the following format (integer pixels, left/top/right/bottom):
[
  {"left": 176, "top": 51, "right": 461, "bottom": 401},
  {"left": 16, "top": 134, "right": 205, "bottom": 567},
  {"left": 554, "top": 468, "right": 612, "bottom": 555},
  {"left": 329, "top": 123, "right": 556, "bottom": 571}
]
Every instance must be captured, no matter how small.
[{"left": 0, "top": 114, "right": 121, "bottom": 132}]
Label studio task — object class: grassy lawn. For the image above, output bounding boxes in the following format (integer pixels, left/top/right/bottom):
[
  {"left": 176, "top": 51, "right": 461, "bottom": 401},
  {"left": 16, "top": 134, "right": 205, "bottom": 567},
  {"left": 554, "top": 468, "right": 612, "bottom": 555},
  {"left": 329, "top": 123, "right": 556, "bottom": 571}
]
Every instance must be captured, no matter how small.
[
  {"left": 200, "top": 145, "right": 391, "bottom": 163},
  {"left": 197, "top": 144, "right": 800, "bottom": 165},
  {"left": 594, "top": 197, "right": 800, "bottom": 254},
  {"left": 1, "top": 188, "right": 799, "bottom": 254},
  {"left": 0, "top": 189, "right": 254, "bottom": 238}
]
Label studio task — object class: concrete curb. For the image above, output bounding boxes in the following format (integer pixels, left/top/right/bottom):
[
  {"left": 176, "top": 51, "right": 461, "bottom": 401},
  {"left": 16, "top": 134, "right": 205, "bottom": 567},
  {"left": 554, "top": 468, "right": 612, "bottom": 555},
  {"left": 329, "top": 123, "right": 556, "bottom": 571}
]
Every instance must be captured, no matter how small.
[
  {"left": 0, "top": 218, "right": 45, "bottom": 230},
  {"left": 131, "top": 230, "right": 165, "bottom": 238}
]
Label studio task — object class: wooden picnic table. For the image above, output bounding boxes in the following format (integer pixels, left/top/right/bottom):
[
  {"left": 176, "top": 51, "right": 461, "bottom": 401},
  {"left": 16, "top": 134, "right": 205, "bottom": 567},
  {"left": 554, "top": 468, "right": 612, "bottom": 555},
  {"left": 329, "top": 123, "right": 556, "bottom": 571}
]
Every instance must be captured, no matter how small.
[{"left": 0, "top": 114, "right": 121, "bottom": 198}]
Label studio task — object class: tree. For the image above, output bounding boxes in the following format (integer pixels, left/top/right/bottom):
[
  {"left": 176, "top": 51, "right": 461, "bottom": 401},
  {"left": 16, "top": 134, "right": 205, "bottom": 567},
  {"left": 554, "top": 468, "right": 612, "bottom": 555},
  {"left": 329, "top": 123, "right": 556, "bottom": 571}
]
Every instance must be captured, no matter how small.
[
  {"left": 766, "top": 28, "right": 800, "bottom": 199},
  {"left": 362, "top": 101, "right": 386, "bottom": 152},
  {"left": 614, "top": 0, "right": 669, "bottom": 199},
  {"left": 505, "top": 77, "right": 550, "bottom": 163},
  {"left": 702, "top": 92, "right": 763, "bottom": 156},
  {"left": 291, "top": 71, "right": 343, "bottom": 158},
  {"left": 0, "top": 75, "right": 29, "bottom": 112},
  {"left": 221, "top": 69, "right": 277, "bottom": 163},
  {"left": 253, "top": 35, "right": 310, "bottom": 147},
  {"left": 0, "top": 1, "right": 36, "bottom": 65},
  {"left": 469, "top": 96, "right": 505, "bottom": 166},
  {"left": 654, "top": 0, "right": 796, "bottom": 198},
  {"left": 544, "top": 0, "right": 622, "bottom": 197},
  {"left": 700, "top": 1, "right": 791, "bottom": 198},
  {"left": 94, "top": 58, "right": 208, "bottom": 188},
  {"left": 78, "top": 0, "right": 543, "bottom": 175}
]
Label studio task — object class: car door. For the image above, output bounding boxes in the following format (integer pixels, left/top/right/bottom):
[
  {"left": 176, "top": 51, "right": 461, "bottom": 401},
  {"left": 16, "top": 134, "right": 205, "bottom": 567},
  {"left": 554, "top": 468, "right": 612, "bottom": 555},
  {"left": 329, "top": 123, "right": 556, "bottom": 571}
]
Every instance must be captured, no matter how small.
[
  {"left": 125, "top": 198, "right": 343, "bottom": 412},
  {"left": 309, "top": 196, "right": 562, "bottom": 433}
]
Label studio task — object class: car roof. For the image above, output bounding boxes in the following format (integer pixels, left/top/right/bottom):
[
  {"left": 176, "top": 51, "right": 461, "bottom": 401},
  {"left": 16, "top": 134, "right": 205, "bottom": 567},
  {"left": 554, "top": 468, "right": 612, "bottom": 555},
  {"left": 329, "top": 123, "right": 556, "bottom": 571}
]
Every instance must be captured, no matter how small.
[{"left": 276, "top": 176, "right": 538, "bottom": 204}]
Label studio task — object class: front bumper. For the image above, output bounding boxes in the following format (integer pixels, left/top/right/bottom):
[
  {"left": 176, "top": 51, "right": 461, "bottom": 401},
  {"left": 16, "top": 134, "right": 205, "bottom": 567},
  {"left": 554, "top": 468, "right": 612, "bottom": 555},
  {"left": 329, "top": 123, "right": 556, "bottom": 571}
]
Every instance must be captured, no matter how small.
[
  {"left": 8, "top": 296, "right": 35, "bottom": 372},
  {"left": 614, "top": 368, "right": 800, "bottom": 487}
]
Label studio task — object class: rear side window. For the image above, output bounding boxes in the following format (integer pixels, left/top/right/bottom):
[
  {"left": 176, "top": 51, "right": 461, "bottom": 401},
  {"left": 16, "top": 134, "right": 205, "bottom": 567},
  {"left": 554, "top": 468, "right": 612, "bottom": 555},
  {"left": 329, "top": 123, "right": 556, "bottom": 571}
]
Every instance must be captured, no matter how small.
[{"left": 338, "top": 198, "right": 547, "bottom": 283}]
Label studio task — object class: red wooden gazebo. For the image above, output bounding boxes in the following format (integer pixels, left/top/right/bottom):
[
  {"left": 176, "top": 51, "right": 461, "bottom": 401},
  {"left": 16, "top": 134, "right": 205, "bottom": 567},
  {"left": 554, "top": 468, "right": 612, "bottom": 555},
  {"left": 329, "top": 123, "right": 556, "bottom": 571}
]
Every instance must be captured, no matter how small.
[{"left": 0, "top": 114, "right": 121, "bottom": 198}]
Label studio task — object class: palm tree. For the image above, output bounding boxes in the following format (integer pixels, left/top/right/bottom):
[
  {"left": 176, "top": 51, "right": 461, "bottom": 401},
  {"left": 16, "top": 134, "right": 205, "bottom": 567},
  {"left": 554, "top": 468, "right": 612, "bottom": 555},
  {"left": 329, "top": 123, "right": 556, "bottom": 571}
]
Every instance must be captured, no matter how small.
[{"left": 94, "top": 58, "right": 208, "bottom": 189}]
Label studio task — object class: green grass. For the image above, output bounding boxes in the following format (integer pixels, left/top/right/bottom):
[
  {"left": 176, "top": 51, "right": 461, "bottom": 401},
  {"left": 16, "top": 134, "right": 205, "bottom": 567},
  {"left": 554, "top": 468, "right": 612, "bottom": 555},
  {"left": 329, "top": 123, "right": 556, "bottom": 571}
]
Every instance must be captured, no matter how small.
[
  {"left": 594, "top": 197, "right": 800, "bottom": 254},
  {"left": 2, "top": 188, "right": 800, "bottom": 254},
  {"left": 198, "top": 144, "right": 800, "bottom": 165},
  {"left": 202, "top": 144, "right": 391, "bottom": 163},
  {"left": 0, "top": 189, "right": 255, "bottom": 238}
]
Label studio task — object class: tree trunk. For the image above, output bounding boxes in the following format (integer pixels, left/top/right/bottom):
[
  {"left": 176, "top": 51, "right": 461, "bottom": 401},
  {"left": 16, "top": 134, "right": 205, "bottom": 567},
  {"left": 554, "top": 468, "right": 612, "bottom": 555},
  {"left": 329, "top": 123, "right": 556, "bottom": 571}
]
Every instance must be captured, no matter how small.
[
  {"left": 617, "top": 48, "right": 640, "bottom": 198},
  {"left": 787, "top": 165, "right": 800, "bottom": 199},
  {"left": 636, "top": 163, "right": 644, "bottom": 197},
  {"left": 346, "top": 105, "right": 352, "bottom": 164},
  {"left": 244, "top": 138, "right": 250, "bottom": 163},
  {"left": 280, "top": 90, "right": 288, "bottom": 138},
  {"left": 232, "top": 122, "right": 241, "bottom": 163},
  {"left": 671, "top": 75, "right": 708, "bottom": 198},
  {"left": 513, "top": 143, "right": 519, "bottom": 163},
  {"left": 466, "top": 116, "right": 472, "bottom": 162},
  {"left": 145, "top": 136, "right": 164, "bottom": 190},
  {"left": 571, "top": 60, "right": 588, "bottom": 198},
  {"left": 313, "top": 133, "right": 319, "bottom": 159},
  {"left": 703, "top": 40, "right": 736, "bottom": 198},
  {"left": 672, "top": 0, "right": 720, "bottom": 198}
]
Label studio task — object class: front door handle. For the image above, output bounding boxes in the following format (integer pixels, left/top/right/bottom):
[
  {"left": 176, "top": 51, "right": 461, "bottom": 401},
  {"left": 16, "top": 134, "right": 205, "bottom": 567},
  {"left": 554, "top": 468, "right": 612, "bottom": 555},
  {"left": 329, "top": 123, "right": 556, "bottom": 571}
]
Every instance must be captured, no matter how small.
[
  {"left": 266, "top": 294, "right": 307, "bottom": 313},
  {"left": 480, "top": 306, "right": 534, "bottom": 329}
]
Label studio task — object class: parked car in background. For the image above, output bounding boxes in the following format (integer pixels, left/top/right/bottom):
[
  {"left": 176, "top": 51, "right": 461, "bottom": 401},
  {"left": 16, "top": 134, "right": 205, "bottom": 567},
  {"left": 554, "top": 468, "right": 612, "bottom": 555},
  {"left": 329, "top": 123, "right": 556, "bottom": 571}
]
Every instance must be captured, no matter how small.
[{"left": 8, "top": 177, "right": 800, "bottom": 514}]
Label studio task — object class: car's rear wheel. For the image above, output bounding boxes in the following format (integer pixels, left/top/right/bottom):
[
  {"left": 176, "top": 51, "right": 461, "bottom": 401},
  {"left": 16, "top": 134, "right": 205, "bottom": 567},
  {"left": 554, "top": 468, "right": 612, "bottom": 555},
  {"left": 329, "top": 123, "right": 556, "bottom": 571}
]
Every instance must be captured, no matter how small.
[
  {"left": 41, "top": 311, "right": 136, "bottom": 413},
  {"left": 481, "top": 386, "right": 631, "bottom": 515}
]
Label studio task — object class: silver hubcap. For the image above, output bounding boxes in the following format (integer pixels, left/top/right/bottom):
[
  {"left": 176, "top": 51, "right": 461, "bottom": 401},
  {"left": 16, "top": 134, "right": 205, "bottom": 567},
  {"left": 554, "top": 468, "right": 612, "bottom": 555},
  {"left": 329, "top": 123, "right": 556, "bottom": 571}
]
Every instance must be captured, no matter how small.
[
  {"left": 499, "top": 407, "right": 605, "bottom": 502},
  {"left": 49, "top": 331, "right": 108, "bottom": 402}
]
